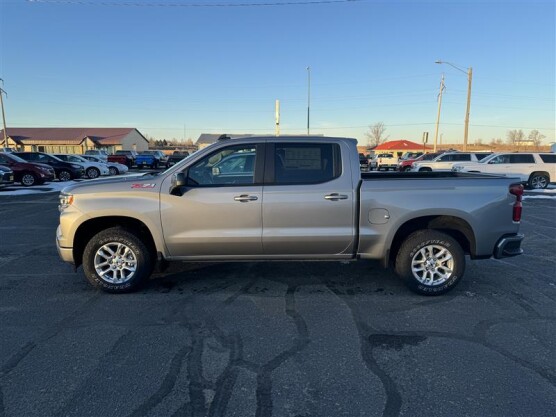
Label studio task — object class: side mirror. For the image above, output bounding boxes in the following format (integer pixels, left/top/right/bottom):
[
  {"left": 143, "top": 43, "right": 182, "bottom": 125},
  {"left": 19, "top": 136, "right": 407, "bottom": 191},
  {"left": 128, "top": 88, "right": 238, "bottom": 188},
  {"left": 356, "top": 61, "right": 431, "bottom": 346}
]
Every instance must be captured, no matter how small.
[
  {"left": 212, "top": 167, "right": 221, "bottom": 176},
  {"left": 170, "top": 171, "right": 187, "bottom": 196}
]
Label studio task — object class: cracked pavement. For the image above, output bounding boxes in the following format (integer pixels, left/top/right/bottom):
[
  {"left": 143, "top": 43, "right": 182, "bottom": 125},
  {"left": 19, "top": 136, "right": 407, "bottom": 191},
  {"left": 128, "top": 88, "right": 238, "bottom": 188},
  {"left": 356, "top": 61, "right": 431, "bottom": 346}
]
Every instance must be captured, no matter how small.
[{"left": 0, "top": 193, "right": 555, "bottom": 417}]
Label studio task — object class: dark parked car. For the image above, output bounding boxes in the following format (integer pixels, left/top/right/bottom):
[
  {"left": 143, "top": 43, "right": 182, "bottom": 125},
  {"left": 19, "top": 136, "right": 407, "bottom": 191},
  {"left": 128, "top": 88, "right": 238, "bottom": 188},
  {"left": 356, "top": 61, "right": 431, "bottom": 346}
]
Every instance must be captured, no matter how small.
[
  {"left": 167, "top": 151, "right": 190, "bottom": 167},
  {"left": 359, "top": 153, "right": 369, "bottom": 171},
  {"left": 15, "top": 152, "right": 84, "bottom": 181},
  {"left": 0, "top": 165, "right": 15, "bottom": 188},
  {"left": 0, "top": 152, "right": 55, "bottom": 186}
]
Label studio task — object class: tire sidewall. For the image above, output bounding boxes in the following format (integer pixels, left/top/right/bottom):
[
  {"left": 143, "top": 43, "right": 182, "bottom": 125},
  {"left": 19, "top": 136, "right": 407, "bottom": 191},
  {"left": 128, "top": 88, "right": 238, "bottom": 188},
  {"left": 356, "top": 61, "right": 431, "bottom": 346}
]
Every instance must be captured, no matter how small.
[
  {"left": 21, "top": 173, "right": 36, "bottom": 186},
  {"left": 83, "top": 229, "right": 152, "bottom": 293},
  {"left": 396, "top": 231, "right": 465, "bottom": 295},
  {"left": 58, "top": 170, "right": 71, "bottom": 182},
  {"left": 87, "top": 167, "right": 100, "bottom": 179}
]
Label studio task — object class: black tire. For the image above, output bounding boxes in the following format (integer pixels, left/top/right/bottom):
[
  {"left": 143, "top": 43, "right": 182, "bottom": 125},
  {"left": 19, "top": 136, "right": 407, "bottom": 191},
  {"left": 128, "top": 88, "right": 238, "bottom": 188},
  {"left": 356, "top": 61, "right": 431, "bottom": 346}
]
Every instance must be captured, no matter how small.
[
  {"left": 528, "top": 173, "right": 549, "bottom": 189},
  {"left": 86, "top": 167, "right": 100, "bottom": 179},
  {"left": 394, "top": 230, "right": 465, "bottom": 296},
  {"left": 82, "top": 227, "right": 154, "bottom": 293},
  {"left": 152, "top": 161, "right": 158, "bottom": 169},
  {"left": 108, "top": 166, "right": 119, "bottom": 176},
  {"left": 58, "top": 170, "right": 72, "bottom": 182},
  {"left": 402, "top": 166, "right": 411, "bottom": 172},
  {"left": 21, "top": 172, "right": 37, "bottom": 187},
  {"left": 418, "top": 167, "right": 432, "bottom": 172}
]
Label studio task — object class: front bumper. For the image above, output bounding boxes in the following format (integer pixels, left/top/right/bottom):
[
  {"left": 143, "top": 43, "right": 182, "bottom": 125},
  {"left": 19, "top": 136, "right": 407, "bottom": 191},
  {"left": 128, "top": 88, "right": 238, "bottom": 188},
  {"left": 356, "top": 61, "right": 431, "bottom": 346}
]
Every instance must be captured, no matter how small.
[
  {"left": 56, "top": 225, "right": 75, "bottom": 263},
  {"left": 493, "top": 233, "right": 524, "bottom": 258}
]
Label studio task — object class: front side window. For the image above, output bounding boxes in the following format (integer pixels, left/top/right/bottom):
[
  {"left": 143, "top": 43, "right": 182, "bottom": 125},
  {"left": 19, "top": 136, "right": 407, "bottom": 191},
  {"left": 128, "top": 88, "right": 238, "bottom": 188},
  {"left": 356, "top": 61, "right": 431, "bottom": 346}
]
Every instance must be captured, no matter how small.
[
  {"left": 187, "top": 145, "right": 257, "bottom": 186},
  {"left": 273, "top": 143, "right": 340, "bottom": 184},
  {"left": 454, "top": 154, "right": 471, "bottom": 161}
]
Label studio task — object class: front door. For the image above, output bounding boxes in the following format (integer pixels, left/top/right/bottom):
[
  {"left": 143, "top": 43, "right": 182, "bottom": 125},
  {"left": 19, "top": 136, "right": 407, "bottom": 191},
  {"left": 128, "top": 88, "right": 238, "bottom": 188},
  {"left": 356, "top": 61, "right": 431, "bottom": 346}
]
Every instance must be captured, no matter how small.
[
  {"left": 262, "top": 142, "right": 355, "bottom": 257},
  {"left": 160, "top": 143, "right": 264, "bottom": 258}
]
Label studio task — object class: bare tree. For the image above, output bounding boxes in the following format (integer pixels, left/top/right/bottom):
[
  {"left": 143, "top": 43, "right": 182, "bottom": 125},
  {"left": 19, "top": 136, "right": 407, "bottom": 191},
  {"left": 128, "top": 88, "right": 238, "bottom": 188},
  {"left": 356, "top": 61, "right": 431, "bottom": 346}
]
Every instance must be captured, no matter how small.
[
  {"left": 506, "top": 129, "right": 525, "bottom": 148},
  {"left": 528, "top": 129, "right": 546, "bottom": 150},
  {"left": 365, "top": 122, "right": 389, "bottom": 148}
]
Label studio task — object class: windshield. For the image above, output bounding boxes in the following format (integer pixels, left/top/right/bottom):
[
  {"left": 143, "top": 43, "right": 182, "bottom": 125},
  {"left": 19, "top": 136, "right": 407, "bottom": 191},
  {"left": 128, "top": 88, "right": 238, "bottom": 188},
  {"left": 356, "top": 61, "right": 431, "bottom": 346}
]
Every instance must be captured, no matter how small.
[{"left": 1, "top": 153, "right": 27, "bottom": 163}]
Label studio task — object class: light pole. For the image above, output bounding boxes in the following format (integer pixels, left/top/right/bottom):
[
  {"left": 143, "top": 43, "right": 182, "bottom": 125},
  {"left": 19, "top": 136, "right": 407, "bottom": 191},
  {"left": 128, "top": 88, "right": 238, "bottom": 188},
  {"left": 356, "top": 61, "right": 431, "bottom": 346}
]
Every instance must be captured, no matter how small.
[
  {"left": 433, "top": 73, "right": 446, "bottom": 152},
  {"left": 306, "top": 66, "right": 311, "bottom": 136},
  {"left": 0, "top": 78, "right": 7, "bottom": 148},
  {"left": 435, "top": 60, "right": 473, "bottom": 151}
]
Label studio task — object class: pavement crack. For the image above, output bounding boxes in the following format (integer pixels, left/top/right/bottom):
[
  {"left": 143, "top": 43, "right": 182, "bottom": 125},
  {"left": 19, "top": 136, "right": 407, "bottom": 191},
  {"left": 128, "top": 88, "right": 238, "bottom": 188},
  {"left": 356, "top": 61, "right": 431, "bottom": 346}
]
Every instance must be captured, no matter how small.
[{"left": 255, "top": 285, "right": 310, "bottom": 417}]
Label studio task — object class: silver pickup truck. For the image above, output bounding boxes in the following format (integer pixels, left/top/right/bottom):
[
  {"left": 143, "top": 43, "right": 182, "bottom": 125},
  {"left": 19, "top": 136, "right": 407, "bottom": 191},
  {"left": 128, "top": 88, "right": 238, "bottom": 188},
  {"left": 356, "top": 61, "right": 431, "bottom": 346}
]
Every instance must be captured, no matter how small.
[{"left": 56, "top": 136, "right": 524, "bottom": 295}]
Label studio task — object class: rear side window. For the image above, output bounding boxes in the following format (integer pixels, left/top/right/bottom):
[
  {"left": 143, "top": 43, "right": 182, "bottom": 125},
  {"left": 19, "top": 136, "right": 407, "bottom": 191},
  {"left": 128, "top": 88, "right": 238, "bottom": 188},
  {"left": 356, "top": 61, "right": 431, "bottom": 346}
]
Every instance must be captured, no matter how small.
[
  {"left": 475, "top": 153, "right": 491, "bottom": 161},
  {"left": 453, "top": 154, "right": 471, "bottom": 161},
  {"left": 509, "top": 154, "right": 535, "bottom": 163},
  {"left": 273, "top": 143, "right": 341, "bottom": 184},
  {"left": 540, "top": 154, "right": 556, "bottom": 163}
]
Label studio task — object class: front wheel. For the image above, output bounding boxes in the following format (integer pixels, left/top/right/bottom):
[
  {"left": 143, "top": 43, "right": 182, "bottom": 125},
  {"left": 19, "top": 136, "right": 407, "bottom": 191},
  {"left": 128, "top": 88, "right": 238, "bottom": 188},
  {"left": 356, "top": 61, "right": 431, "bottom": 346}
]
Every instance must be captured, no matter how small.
[
  {"left": 21, "top": 172, "right": 37, "bottom": 186},
  {"left": 528, "top": 173, "right": 549, "bottom": 189},
  {"left": 82, "top": 227, "right": 154, "bottom": 293},
  {"left": 58, "top": 170, "right": 72, "bottom": 182},
  {"left": 395, "top": 230, "right": 465, "bottom": 295},
  {"left": 108, "top": 166, "right": 119, "bottom": 176}
]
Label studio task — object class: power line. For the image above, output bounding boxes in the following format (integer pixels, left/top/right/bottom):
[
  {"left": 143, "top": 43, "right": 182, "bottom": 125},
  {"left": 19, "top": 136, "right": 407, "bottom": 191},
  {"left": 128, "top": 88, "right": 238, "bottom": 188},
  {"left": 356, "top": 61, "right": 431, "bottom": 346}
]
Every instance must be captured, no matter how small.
[{"left": 26, "top": 0, "right": 367, "bottom": 7}]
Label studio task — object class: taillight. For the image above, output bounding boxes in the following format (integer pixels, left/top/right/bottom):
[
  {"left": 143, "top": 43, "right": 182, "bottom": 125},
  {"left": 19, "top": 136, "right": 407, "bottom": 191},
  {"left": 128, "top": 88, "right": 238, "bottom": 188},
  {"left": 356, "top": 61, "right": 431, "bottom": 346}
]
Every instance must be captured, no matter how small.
[{"left": 509, "top": 183, "right": 524, "bottom": 222}]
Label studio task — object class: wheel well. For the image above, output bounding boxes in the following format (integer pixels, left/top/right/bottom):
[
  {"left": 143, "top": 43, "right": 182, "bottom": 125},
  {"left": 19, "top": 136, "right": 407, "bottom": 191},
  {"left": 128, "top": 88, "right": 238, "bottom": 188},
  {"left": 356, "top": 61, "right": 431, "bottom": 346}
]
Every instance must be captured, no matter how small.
[
  {"left": 529, "top": 171, "right": 550, "bottom": 180},
  {"left": 73, "top": 216, "right": 156, "bottom": 268},
  {"left": 389, "top": 215, "right": 475, "bottom": 265}
]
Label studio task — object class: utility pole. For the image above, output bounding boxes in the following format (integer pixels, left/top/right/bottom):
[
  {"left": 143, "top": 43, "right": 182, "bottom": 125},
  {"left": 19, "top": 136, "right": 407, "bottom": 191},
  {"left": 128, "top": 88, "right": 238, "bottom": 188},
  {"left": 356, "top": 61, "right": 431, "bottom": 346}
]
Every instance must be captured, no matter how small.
[
  {"left": 306, "top": 66, "right": 311, "bottom": 136},
  {"left": 0, "top": 79, "right": 7, "bottom": 148},
  {"left": 275, "top": 99, "right": 280, "bottom": 136},
  {"left": 463, "top": 67, "right": 473, "bottom": 151},
  {"left": 433, "top": 74, "right": 446, "bottom": 153}
]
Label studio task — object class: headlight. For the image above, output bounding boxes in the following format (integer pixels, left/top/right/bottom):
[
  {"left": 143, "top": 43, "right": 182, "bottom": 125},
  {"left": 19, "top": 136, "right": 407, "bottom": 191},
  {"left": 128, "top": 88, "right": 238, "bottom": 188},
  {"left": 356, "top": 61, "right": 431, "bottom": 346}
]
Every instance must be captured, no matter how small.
[
  {"left": 71, "top": 164, "right": 82, "bottom": 169},
  {"left": 453, "top": 166, "right": 463, "bottom": 172},
  {"left": 59, "top": 192, "right": 74, "bottom": 212}
]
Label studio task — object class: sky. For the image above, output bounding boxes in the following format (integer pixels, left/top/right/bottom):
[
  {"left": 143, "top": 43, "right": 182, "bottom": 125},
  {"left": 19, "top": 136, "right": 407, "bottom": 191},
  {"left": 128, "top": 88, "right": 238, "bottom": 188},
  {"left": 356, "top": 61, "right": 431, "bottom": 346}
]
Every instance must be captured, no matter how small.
[{"left": 0, "top": 0, "right": 554, "bottom": 146}]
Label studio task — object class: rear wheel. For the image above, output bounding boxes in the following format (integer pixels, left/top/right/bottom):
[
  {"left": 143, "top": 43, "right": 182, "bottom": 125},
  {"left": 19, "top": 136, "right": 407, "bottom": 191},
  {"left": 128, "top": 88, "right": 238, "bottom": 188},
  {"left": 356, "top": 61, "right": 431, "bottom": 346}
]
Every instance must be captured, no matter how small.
[
  {"left": 82, "top": 227, "right": 154, "bottom": 293},
  {"left": 395, "top": 230, "right": 465, "bottom": 295},
  {"left": 528, "top": 173, "right": 549, "bottom": 189},
  {"left": 86, "top": 167, "right": 100, "bottom": 179},
  {"left": 21, "top": 172, "right": 37, "bottom": 186},
  {"left": 419, "top": 167, "right": 432, "bottom": 172}
]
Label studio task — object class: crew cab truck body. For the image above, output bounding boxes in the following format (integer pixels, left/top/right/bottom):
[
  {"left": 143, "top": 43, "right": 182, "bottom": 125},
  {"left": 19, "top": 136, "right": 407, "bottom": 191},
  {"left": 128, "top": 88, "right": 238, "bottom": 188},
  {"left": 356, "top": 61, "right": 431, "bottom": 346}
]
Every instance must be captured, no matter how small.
[
  {"left": 136, "top": 150, "right": 168, "bottom": 169},
  {"left": 56, "top": 136, "right": 524, "bottom": 295}
]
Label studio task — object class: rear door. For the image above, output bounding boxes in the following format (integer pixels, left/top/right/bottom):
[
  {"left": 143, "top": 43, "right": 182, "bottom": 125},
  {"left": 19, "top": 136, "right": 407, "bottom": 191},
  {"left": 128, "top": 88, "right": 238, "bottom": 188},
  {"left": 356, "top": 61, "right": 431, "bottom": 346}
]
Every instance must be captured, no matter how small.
[{"left": 261, "top": 142, "right": 355, "bottom": 257}]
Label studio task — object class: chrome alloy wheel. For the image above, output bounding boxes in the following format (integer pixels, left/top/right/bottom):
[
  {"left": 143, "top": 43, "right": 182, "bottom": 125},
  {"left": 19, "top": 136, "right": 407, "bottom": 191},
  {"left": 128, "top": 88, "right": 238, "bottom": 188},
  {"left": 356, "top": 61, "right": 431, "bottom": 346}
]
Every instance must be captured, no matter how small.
[
  {"left": 411, "top": 244, "right": 454, "bottom": 286},
  {"left": 94, "top": 242, "right": 137, "bottom": 284},
  {"left": 530, "top": 175, "right": 548, "bottom": 189}
]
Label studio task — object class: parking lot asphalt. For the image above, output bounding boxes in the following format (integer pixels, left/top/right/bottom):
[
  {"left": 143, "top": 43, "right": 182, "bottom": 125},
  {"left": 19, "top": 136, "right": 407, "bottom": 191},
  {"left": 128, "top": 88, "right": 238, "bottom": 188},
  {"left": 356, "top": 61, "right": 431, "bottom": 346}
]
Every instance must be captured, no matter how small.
[{"left": 0, "top": 192, "right": 555, "bottom": 417}]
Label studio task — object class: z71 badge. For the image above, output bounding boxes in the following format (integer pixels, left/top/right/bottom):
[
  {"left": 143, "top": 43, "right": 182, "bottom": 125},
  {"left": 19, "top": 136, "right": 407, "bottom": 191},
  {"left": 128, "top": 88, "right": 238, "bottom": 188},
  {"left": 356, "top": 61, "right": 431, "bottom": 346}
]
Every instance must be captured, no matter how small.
[{"left": 131, "top": 183, "right": 156, "bottom": 189}]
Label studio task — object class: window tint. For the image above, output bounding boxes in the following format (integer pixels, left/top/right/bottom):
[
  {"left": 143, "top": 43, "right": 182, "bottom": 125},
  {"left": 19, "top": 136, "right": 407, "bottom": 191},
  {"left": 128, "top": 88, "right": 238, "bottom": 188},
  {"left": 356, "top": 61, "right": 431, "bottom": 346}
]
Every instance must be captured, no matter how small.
[
  {"left": 453, "top": 154, "right": 471, "bottom": 161},
  {"left": 437, "top": 154, "right": 453, "bottom": 161},
  {"left": 509, "top": 154, "right": 535, "bottom": 163},
  {"left": 476, "top": 153, "right": 491, "bottom": 161},
  {"left": 273, "top": 143, "right": 340, "bottom": 184},
  {"left": 540, "top": 154, "right": 556, "bottom": 163},
  {"left": 188, "top": 145, "right": 257, "bottom": 186}
]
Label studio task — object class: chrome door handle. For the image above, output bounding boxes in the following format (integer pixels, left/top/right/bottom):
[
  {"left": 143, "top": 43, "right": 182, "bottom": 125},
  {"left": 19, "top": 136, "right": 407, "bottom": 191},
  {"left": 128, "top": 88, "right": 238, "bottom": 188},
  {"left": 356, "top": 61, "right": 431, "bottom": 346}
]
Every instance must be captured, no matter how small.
[
  {"left": 324, "top": 193, "right": 348, "bottom": 201},
  {"left": 234, "top": 194, "right": 258, "bottom": 202}
]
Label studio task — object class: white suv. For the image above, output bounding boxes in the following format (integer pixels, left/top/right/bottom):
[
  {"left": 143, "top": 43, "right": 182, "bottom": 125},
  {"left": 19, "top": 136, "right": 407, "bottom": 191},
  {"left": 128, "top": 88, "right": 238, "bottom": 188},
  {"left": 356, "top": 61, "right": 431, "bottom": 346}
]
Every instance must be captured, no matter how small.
[
  {"left": 452, "top": 152, "right": 556, "bottom": 189},
  {"left": 411, "top": 152, "right": 491, "bottom": 172}
]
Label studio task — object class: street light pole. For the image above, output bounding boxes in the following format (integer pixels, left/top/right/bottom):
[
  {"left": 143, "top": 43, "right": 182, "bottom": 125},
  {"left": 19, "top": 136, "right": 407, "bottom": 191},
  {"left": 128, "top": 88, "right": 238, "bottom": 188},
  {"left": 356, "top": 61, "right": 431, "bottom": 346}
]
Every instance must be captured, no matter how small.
[
  {"left": 435, "top": 61, "right": 473, "bottom": 151},
  {"left": 433, "top": 73, "right": 446, "bottom": 153},
  {"left": 0, "top": 80, "right": 8, "bottom": 148},
  {"left": 306, "top": 66, "right": 311, "bottom": 136}
]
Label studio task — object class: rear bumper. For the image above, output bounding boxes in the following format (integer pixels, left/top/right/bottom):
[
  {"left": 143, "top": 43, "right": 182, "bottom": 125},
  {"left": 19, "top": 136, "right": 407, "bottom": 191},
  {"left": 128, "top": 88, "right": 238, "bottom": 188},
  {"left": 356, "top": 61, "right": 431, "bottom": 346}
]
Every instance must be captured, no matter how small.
[{"left": 493, "top": 233, "right": 524, "bottom": 258}]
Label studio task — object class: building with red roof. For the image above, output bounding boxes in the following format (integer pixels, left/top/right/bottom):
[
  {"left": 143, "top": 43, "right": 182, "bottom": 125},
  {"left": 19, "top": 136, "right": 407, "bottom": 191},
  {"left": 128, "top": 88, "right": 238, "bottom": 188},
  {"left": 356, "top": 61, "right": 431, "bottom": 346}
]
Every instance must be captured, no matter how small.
[{"left": 373, "top": 140, "right": 433, "bottom": 154}]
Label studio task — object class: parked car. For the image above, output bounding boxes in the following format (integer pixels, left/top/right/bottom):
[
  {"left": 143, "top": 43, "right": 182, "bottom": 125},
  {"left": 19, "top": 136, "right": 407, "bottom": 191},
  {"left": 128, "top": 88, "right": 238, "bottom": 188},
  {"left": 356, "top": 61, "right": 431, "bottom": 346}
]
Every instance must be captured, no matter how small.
[
  {"left": 54, "top": 154, "right": 110, "bottom": 179},
  {"left": 136, "top": 150, "right": 169, "bottom": 169},
  {"left": 452, "top": 152, "right": 556, "bottom": 189},
  {"left": 84, "top": 149, "right": 108, "bottom": 162},
  {"left": 57, "top": 136, "right": 524, "bottom": 296},
  {"left": 167, "top": 151, "right": 190, "bottom": 167},
  {"left": 0, "top": 152, "right": 55, "bottom": 186},
  {"left": 108, "top": 150, "right": 138, "bottom": 168},
  {"left": 15, "top": 152, "right": 84, "bottom": 181},
  {"left": 0, "top": 147, "right": 16, "bottom": 153},
  {"left": 367, "top": 154, "right": 378, "bottom": 171},
  {"left": 0, "top": 165, "right": 15, "bottom": 188},
  {"left": 376, "top": 153, "right": 399, "bottom": 170},
  {"left": 80, "top": 155, "right": 129, "bottom": 175},
  {"left": 411, "top": 152, "right": 492, "bottom": 172},
  {"left": 359, "top": 153, "right": 369, "bottom": 172},
  {"left": 398, "top": 152, "right": 444, "bottom": 172}
]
